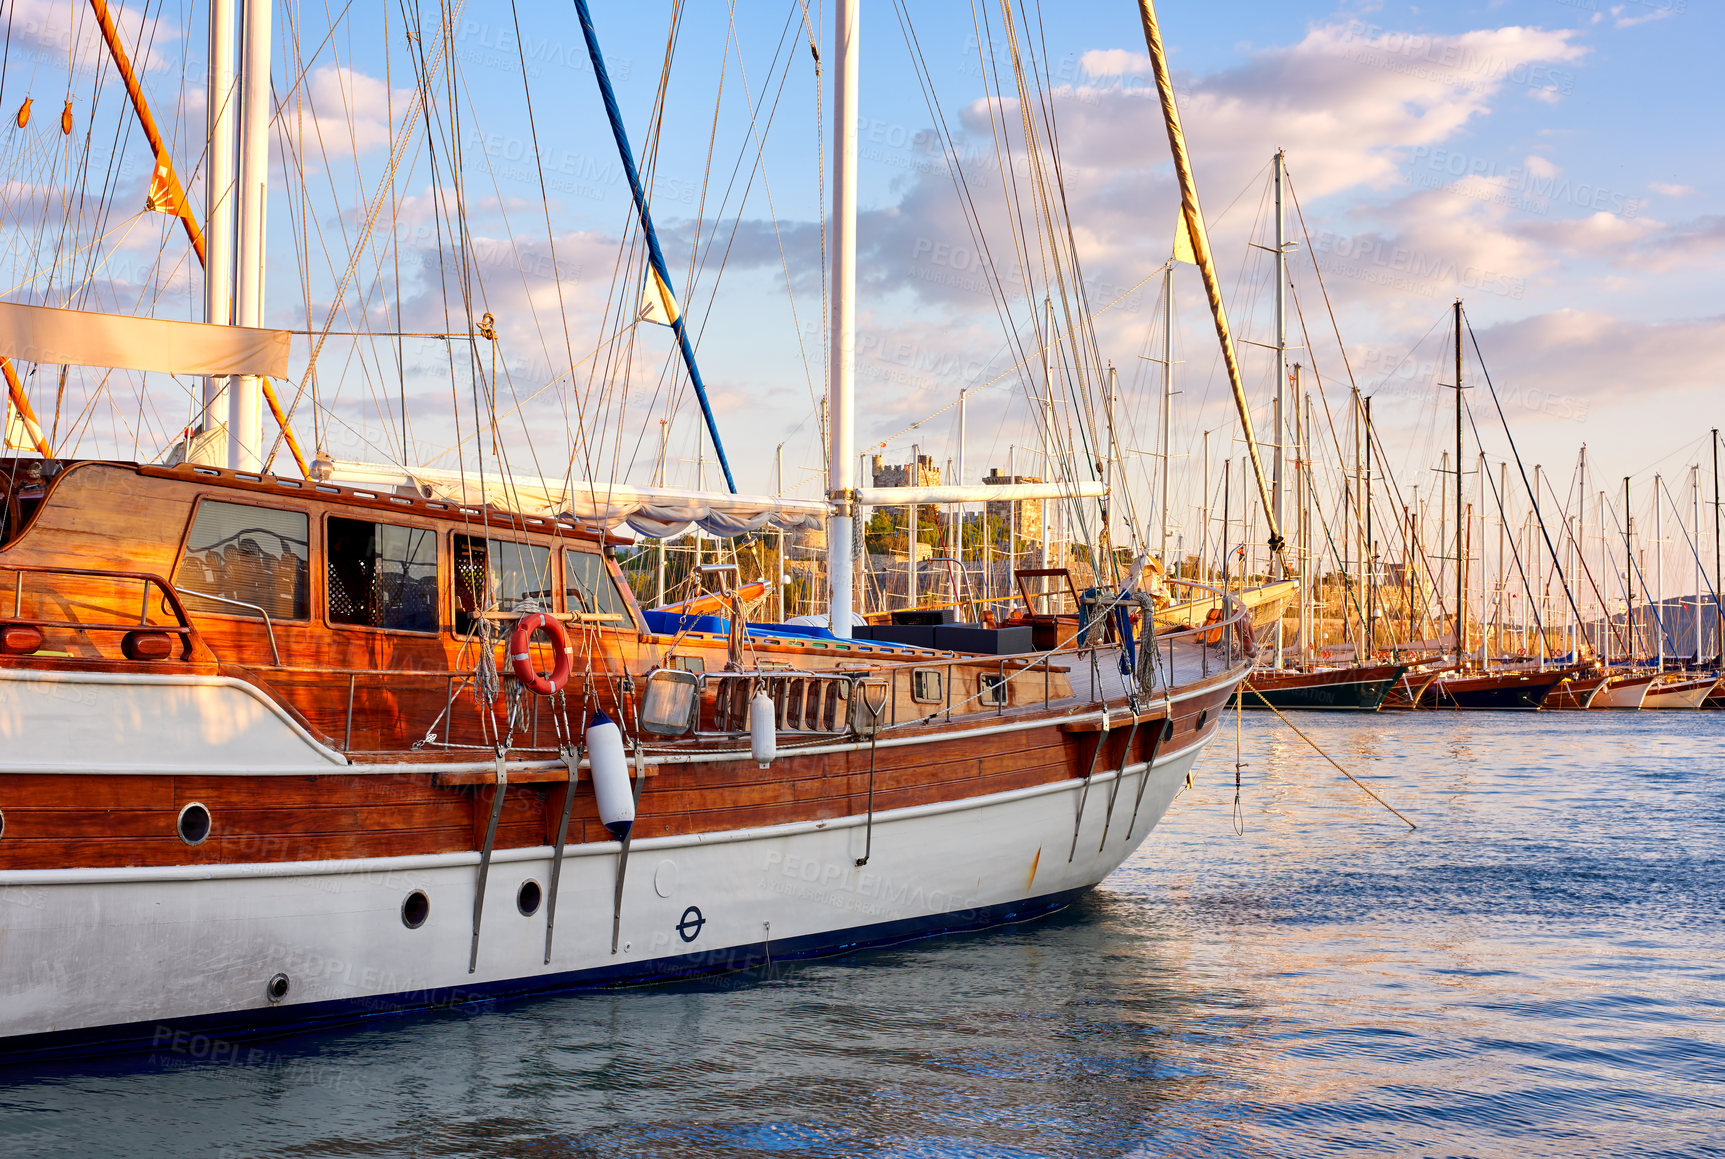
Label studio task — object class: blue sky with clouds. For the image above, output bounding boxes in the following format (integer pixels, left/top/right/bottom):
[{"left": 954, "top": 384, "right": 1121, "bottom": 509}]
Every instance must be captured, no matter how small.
[
  {"left": 441, "top": 0, "right": 1725, "bottom": 532},
  {"left": 3, "top": 0, "right": 1719, "bottom": 569}
]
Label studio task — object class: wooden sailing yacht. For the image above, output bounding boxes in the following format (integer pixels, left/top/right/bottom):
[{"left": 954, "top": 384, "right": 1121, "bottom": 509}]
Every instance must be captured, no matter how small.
[{"left": 0, "top": 0, "right": 1265, "bottom": 1057}]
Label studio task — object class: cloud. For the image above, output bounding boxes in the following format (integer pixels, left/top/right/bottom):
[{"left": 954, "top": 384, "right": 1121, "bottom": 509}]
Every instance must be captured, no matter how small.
[
  {"left": 278, "top": 66, "right": 415, "bottom": 162},
  {"left": 836, "top": 17, "right": 1597, "bottom": 340},
  {"left": 1517, "top": 210, "right": 1664, "bottom": 257},
  {"left": 1610, "top": 4, "right": 1679, "bottom": 29},
  {"left": 1620, "top": 215, "right": 1725, "bottom": 272},
  {"left": 1079, "top": 49, "right": 1151, "bottom": 78},
  {"left": 3, "top": 0, "right": 179, "bottom": 74},
  {"left": 1469, "top": 309, "right": 1725, "bottom": 408},
  {"left": 1649, "top": 182, "right": 1695, "bottom": 197}
]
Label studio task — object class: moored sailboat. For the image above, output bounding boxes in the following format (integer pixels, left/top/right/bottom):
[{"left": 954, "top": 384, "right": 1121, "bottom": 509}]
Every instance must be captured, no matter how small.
[{"left": 0, "top": 0, "right": 1270, "bottom": 1058}]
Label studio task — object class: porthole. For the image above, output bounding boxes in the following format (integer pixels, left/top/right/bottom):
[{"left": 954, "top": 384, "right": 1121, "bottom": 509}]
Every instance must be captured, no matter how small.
[
  {"left": 911, "top": 668, "right": 943, "bottom": 704},
  {"left": 0, "top": 808, "right": 6, "bottom": 840},
  {"left": 177, "top": 802, "right": 211, "bottom": 846},
  {"left": 401, "top": 889, "right": 430, "bottom": 929},
  {"left": 517, "top": 879, "right": 543, "bottom": 917},
  {"left": 1196, "top": 709, "right": 1208, "bottom": 729},
  {"left": 265, "top": 973, "right": 291, "bottom": 1003}
]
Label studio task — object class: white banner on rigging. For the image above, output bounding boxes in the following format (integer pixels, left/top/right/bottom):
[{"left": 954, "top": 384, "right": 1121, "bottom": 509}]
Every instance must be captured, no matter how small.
[{"left": 0, "top": 301, "right": 291, "bottom": 378}]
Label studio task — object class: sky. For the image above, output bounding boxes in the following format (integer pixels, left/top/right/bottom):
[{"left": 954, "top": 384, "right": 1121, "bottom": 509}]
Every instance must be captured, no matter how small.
[{"left": 1, "top": 0, "right": 1721, "bottom": 588}]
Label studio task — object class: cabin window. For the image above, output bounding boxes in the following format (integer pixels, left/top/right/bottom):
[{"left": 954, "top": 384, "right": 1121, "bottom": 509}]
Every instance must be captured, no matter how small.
[
  {"left": 174, "top": 500, "right": 309, "bottom": 620},
  {"left": 0, "top": 479, "right": 47, "bottom": 547},
  {"left": 911, "top": 668, "right": 943, "bottom": 704},
  {"left": 564, "top": 549, "right": 633, "bottom": 625},
  {"left": 453, "top": 535, "right": 553, "bottom": 635},
  {"left": 979, "top": 672, "right": 1008, "bottom": 707},
  {"left": 326, "top": 517, "right": 438, "bottom": 632}
]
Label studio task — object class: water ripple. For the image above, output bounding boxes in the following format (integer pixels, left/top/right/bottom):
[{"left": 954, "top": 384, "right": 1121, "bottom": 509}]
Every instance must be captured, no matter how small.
[{"left": 3, "top": 713, "right": 1723, "bottom": 1157}]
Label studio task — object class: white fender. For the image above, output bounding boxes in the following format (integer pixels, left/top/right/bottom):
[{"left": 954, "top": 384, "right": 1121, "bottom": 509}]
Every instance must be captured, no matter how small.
[
  {"left": 586, "top": 712, "right": 634, "bottom": 839},
  {"left": 749, "top": 690, "right": 777, "bottom": 769}
]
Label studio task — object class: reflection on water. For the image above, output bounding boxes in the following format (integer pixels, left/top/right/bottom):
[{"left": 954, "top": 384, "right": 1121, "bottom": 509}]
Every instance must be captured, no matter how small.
[{"left": 3, "top": 714, "right": 1722, "bottom": 1157}]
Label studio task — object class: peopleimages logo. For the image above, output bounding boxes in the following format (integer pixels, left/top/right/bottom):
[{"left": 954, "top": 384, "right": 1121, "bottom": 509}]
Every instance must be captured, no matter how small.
[
  {"left": 1336, "top": 21, "right": 1577, "bottom": 96},
  {"left": 1310, "top": 232, "right": 1525, "bottom": 300},
  {"left": 1407, "top": 147, "right": 1642, "bottom": 218}
]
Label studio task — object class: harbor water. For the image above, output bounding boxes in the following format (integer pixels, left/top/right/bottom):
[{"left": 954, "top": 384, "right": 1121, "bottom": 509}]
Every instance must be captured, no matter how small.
[{"left": 3, "top": 711, "right": 1721, "bottom": 1157}]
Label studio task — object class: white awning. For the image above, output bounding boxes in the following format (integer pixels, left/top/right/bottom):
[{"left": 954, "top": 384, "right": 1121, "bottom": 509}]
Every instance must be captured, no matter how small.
[
  {"left": 855, "top": 481, "right": 1106, "bottom": 505},
  {"left": 0, "top": 300, "right": 291, "bottom": 377},
  {"left": 325, "top": 460, "right": 828, "bottom": 538}
]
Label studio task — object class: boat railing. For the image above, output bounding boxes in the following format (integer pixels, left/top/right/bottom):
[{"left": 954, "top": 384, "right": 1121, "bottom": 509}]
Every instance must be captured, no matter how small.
[
  {"left": 670, "top": 599, "right": 1248, "bottom": 740},
  {"left": 706, "top": 669, "right": 856, "bottom": 735},
  {"left": 0, "top": 563, "right": 210, "bottom": 663},
  {"left": 173, "top": 586, "right": 281, "bottom": 665}
]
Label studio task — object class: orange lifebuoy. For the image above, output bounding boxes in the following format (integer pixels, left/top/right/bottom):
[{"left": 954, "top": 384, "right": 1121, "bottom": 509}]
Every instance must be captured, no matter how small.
[
  {"left": 1236, "top": 613, "right": 1258, "bottom": 658},
  {"left": 509, "top": 612, "right": 573, "bottom": 695}
]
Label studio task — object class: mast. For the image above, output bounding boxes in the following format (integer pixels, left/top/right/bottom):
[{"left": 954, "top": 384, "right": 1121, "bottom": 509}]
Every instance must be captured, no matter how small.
[
  {"left": 1103, "top": 368, "right": 1116, "bottom": 567},
  {"left": 1159, "top": 267, "right": 1172, "bottom": 565},
  {"left": 1200, "top": 430, "right": 1210, "bottom": 584},
  {"left": 1295, "top": 370, "right": 1308, "bottom": 665},
  {"left": 957, "top": 388, "right": 968, "bottom": 577},
  {"left": 1476, "top": 454, "right": 1486, "bottom": 667},
  {"left": 1453, "top": 299, "right": 1464, "bottom": 663},
  {"left": 1600, "top": 488, "right": 1610, "bottom": 664},
  {"left": 1365, "top": 395, "right": 1374, "bottom": 659},
  {"left": 1694, "top": 465, "right": 1703, "bottom": 667},
  {"left": 1496, "top": 461, "right": 1507, "bottom": 659},
  {"left": 1220, "top": 464, "right": 1230, "bottom": 589},
  {"left": 908, "top": 445, "right": 919, "bottom": 609},
  {"left": 825, "top": 0, "right": 858, "bottom": 636},
  {"left": 1534, "top": 464, "right": 1545, "bottom": 664},
  {"left": 1352, "top": 384, "right": 1364, "bottom": 661},
  {"left": 1581, "top": 446, "right": 1593, "bottom": 660},
  {"left": 1655, "top": 472, "right": 1664, "bottom": 671},
  {"left": 1405, "top": 505, "right": 1414, "bottom": 649},
  {"left": 1041, "top": 296, "right": 1054, "bottom": 598},
  {"left": 1715, "top": 429, "right": 1722, "bottom": 662},
  {"left": 1565, "top": 512, "right": 1576, "bottom": 660},
  {"left": 229, "top": 0, "right": 272, "bottom": 469},
  {"left": 775, "top": 441, "right": 786, "bottom": 621},
  {"left": 656, "top": 422, "right": 670, "bottom": 608},
  {"left": 1625, "top": 477, "right": 1634, "bottom": 662},
  {"left": 1271, "top": 150, "right": 1288, "bottom": 667},
  {"left": 204, "top": 0, "right": 237, "bottom": 443}
]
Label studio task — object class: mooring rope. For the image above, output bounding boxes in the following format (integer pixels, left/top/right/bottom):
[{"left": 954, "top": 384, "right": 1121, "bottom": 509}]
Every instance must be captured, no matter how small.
[{"left": 1243, "top": 684, "right": 1417, "bottom": 831}]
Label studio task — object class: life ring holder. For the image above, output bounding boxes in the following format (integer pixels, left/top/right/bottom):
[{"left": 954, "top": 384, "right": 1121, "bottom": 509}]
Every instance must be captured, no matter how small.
[{"left": 509, "top": 612, "right": 573, "bottom": 695}]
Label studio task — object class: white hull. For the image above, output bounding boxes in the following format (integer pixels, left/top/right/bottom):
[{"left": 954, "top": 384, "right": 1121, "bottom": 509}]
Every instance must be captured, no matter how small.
[
  {"left": 1640, "top": 676, "right": 1719, "bottom": 709},
  {"left": 0, "top": 738, "right": 1206, "bottom": 1052},
  {"left": 1593, "top": 677, "right": 1654, "bottom": 709}
]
